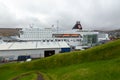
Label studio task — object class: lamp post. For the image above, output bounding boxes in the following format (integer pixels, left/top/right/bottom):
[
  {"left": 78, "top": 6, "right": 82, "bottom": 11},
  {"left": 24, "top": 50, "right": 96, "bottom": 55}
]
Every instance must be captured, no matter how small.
[{"left": 90, "top": 37, "right": 92, "bottom": 47}]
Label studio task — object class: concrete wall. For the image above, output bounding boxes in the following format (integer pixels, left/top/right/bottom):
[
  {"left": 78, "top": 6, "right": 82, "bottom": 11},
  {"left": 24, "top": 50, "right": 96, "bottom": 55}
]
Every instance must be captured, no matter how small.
[{"left": 0, "top": 48, "right": 60, "bottom": 60}]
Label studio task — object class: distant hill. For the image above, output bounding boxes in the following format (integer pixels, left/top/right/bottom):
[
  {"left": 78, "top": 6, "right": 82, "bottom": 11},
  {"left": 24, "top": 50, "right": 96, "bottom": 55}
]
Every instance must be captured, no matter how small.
[
  {"left": 107, "top": 29, "right": 120, "bottom": 39},
  {"left": 0, "top": 28, "right": 22, "bottom": 36},
  {"left": 94, "top": 28, "right": 120, "bottom": 32},
  {"left": 0, "top": 39, "right": 120, "bottom": 80},
  {"left": 94, "top": 29, "right": 120, "bottom": 39},
  {"left": 108, "top": 29, "right": 120, "bottom": 32}
]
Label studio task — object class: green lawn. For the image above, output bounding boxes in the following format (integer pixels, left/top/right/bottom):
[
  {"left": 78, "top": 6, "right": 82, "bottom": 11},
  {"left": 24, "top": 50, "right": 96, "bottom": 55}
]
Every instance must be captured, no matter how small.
[
  {"left": 0, "top": 39, "right": 120, "bottom": 80},
  {"left": 44, "top": 58, "right": 120, "bottom": 80}
]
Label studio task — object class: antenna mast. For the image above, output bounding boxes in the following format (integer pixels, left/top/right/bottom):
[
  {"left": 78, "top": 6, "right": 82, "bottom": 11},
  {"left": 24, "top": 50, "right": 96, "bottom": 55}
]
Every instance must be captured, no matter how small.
[{"left": 57, "top": 20, "right": 59, "bottom": 33}]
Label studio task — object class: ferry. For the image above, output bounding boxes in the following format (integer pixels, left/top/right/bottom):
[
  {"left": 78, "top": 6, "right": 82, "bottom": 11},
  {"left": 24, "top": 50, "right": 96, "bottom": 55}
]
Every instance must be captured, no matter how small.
[{"left": 18, "top": 21, "right": 109, "bottom": 49}]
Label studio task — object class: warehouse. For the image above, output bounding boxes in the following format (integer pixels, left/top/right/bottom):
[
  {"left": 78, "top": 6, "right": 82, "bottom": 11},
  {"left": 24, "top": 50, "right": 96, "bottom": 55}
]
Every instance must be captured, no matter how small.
[{"left": 0, "top": 41, "right": 70, "bottom": 61}]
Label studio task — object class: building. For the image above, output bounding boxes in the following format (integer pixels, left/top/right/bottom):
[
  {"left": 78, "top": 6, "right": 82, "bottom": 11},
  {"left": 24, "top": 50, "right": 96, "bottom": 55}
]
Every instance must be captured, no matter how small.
[
  {"left": 98, "top": 33, "right": 109, "bottom": 42},
  {"left": 0, "top": 41, "right": 70, "bottom": 61}
]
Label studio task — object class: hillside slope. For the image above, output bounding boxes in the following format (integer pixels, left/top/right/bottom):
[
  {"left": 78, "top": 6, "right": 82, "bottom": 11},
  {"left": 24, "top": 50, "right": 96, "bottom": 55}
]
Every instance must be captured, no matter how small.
[
  {"left": 0, "top": 39, "right": 120, "bottom": 80},
  {"left": 19, "top": 39, "right": 120, "bottom": 70}
]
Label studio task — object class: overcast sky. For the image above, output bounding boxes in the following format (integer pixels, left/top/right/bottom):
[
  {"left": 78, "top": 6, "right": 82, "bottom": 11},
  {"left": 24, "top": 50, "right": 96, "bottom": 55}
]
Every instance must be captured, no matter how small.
[{"left": 0, "top": 0, "right": 120, "bottom": 30}]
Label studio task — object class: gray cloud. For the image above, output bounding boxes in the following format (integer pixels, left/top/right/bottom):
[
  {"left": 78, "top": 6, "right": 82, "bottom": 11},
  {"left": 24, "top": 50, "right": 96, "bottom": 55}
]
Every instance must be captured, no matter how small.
[
  {"left": 0, "top": 0, "right": 120, "bottom": 30},
  {"left": 0, "top": 3, "right": 17, "bottom": 27}
]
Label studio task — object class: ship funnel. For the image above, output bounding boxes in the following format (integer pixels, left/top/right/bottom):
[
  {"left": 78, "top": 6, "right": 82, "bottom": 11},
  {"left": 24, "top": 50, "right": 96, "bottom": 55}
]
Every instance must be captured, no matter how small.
[{"left": 72, "top": 21, "right": 82, "bottom": 30}]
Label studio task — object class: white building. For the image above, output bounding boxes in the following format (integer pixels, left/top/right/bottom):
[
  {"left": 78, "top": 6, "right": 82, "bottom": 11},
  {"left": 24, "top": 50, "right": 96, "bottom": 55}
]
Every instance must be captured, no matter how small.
[
  {"left": 98, "top": 33, "right": 109, "bottom": 41},
  {"left": 0, "top": 41, "right": 70, "bottom": 61}
]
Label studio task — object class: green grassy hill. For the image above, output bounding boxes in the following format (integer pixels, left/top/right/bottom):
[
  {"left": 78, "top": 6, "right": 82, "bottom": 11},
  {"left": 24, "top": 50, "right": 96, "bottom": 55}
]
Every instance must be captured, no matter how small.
[{"left": 0, "top": 39, "right": 120, "bottom": 80}]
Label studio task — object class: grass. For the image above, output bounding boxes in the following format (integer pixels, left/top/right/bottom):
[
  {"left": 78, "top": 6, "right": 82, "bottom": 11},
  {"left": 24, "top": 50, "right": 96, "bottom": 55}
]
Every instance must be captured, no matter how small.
[
  {"left": 0, "top": 39, "right": 120, "bottom": 80},
  {"left": 44, "top": 58, "right": 120, "bottom": 80}
]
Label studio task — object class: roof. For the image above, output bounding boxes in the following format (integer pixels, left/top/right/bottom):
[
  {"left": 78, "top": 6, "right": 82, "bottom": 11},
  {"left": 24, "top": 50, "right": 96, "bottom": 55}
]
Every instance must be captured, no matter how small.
[{"left": 0, "top": 41, "right": 70, "bottom": 51}]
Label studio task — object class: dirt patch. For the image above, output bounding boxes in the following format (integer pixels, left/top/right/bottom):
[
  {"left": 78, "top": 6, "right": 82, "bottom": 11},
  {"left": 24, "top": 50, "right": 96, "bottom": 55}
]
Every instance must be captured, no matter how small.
[
  {"left": 12, "top": 72, "right": 44, "bottom": 80},
  {"left": 12, "top": 73, "right": 30, "bottom": 80},
  {"left": 36, "top": 72, "right": 44, "bottom": 80}
]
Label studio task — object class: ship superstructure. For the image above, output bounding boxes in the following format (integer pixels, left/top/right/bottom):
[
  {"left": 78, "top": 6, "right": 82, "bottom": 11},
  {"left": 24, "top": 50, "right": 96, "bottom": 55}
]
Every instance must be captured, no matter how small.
[{"left": 19, "top": 21, "right": 104, "bottom": 47}]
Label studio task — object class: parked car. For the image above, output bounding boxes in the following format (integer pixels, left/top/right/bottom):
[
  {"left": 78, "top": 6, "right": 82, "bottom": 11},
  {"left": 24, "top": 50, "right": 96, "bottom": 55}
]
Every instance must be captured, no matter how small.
[{"left": 17, "top": 55, "right": 31, "bottom": 62}]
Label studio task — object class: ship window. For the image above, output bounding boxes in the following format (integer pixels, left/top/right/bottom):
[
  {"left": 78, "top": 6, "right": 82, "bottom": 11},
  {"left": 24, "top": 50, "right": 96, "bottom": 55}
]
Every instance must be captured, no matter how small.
[
  {"left": 73, "top": 39, "right": 75, "bottom": 42},
  {"left": 55, "top": 39, "right": 57, "bottom": 41},
  {"left": 43, "top": 40, "right": 45, "bottom": 42},
  {"left": 64, "top": 39, "right": 66, "bottom": 41},
  {"left": 76, "top": 39, "right": 81, "bottom": 41},
  {"left": 47, "top": 40, "right": 49, "bottom": 42},
  {"left": 67, "top": 39, "right": 69, "bottom": 42}
]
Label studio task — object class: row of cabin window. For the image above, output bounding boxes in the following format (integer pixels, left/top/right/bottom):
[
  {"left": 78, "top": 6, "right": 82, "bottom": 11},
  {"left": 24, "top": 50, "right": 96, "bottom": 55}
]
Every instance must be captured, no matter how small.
[{"left": 40, "top": 39, "right": 81, "bottom": 42}]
